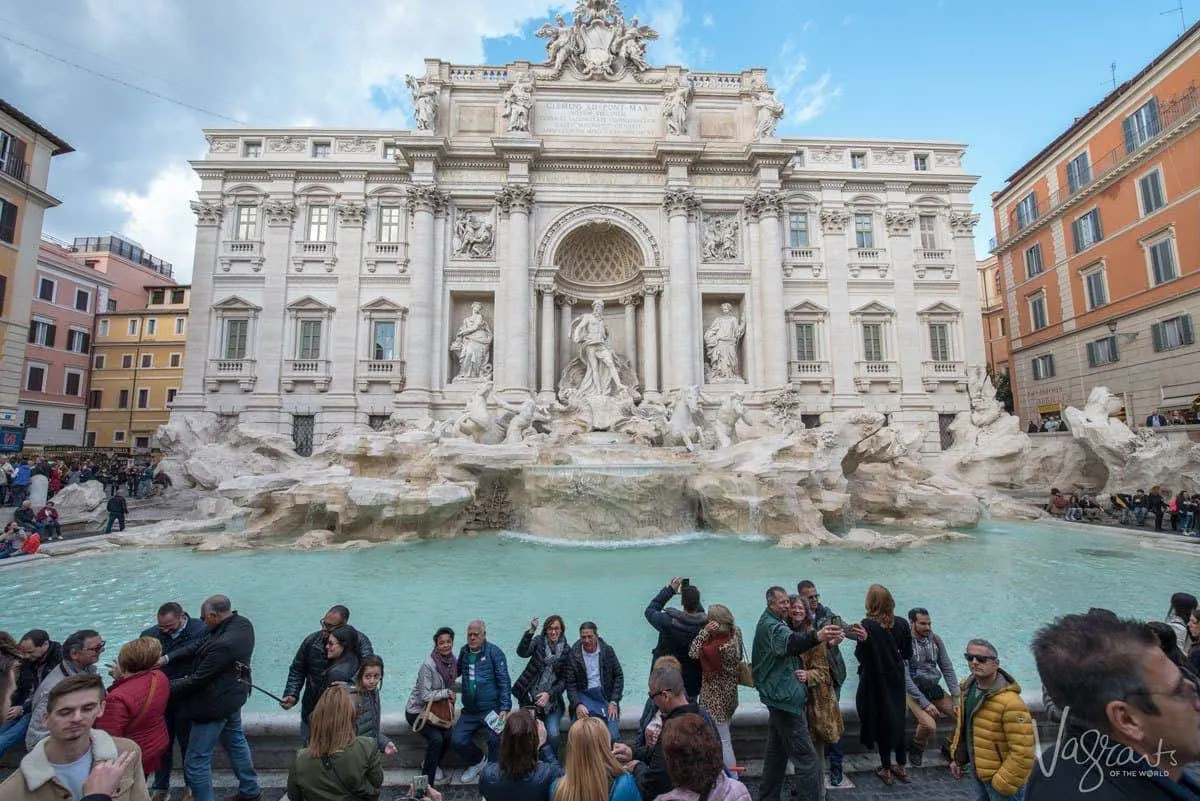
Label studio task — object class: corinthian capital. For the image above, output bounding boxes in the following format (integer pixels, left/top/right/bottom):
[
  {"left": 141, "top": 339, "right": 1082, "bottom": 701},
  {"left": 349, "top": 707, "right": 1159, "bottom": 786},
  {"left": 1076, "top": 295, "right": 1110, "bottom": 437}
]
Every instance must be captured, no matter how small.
[
  {"left": 949, "top": 211, "right": 981, "bottom": 236},
  {"left": 190, "top": 200, "right": 224, "bottom": 226},
  {"left": 819, "top": 207, "right": 851, "bottom": 234},
  {"left": 884, "top": 209, "right": 917, "bottom": 236},
  {"left": 495, "top": 183, "right": 534, "bottom": 215},
  {"left": 262, "top": 199, "right": 298, "bottom": 226},
  {"left": 662, "top": 188, "right": 698, "bottom": 217},
  {"left": 407, "top": 184, "right": 447, "bottom": 214}
]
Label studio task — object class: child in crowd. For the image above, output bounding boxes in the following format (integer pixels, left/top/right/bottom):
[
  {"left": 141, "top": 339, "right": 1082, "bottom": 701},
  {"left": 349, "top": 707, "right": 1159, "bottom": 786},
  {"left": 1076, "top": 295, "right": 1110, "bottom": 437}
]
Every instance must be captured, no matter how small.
[{"left": 353, "top": 655, "right": 397, "bottom": 756}]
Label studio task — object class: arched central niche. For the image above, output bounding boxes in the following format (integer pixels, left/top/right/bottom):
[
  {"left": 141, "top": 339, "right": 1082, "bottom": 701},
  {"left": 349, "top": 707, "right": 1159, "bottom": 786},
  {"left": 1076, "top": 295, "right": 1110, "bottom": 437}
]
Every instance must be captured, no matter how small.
[{"left": 555, "top": 222, "right": 643, "bottom": 289}]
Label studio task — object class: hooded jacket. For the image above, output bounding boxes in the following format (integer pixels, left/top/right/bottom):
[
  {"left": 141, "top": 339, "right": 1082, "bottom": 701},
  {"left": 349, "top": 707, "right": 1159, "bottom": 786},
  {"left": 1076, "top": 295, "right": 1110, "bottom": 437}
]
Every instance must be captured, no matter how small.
[
  {"left": 949, "top": 668, "right": 1036, "bottom": 797},
  {"left": 644, "top": 586, "right": 708, "bottom": 699}
]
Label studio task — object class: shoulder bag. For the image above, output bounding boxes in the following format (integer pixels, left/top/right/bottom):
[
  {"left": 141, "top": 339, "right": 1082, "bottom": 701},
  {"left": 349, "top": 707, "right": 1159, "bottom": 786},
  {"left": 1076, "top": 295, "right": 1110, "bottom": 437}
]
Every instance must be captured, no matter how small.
[
  {"left": 736, "top": 632, "right": 755, "bottom": 688},
  {"left": 412, "top": 696, "right": 456, "bottom": 731}
]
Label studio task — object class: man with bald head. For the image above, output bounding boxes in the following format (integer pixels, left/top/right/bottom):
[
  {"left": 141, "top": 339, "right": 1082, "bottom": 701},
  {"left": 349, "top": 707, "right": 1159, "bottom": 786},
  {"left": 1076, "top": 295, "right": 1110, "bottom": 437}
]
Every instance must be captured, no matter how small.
[{"left": 170, "top": 595, "right": 261, "bottom": 801}]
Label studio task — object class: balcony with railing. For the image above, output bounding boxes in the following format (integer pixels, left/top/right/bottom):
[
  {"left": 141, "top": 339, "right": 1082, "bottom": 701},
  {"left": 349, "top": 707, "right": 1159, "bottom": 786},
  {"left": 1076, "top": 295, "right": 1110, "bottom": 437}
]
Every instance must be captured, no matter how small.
[
  {"left": 0, "top": 151, "right": 29, "bottom": 183},
  {"left": 853, "top": 360, "right": 900, "bottom": 392},
  {"left": 356, "top": 359, "right": 407, "bottom": 392},
  {"left": 994, "top": 83, "right": 1199, "bottom": 249},
  {"left": 205, "top": 358, "right": 257, "bottom": 393},
  {"left": 364, "top": 241, "right": 410, "bottom": 272},
  {"left": 296, "top": 241, "right": 333, "bottom": 256},
  {"left": 847, "top": 248, "right": 890, "bottom": 280},
  {"left": 223, "top": 240, "right": 263, "bottom": 258},
  {"left": 921, "top": 360, "right": 968, "bottom": 391},
  {"left": 781, "top": 246, "right": 823, "bottom": 279},
  {"left": 913, "top": 248, "right": 955, "bottom": 280},
  {"left": 788, "top": 360, "right": 832, "bottom": 391},
  {"left": 282, "top": 359, "right": 332, "bottom": 392}
]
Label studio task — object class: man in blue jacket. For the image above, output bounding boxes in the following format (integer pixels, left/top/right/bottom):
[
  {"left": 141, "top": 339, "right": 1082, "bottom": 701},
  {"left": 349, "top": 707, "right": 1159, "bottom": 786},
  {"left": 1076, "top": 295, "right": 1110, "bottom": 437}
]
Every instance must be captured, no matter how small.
[
  {"left": 452, "top": 619, "right": 512, "bottom": 782},
  {"left": 142, "top": 601, "right": 208, "bottom": 801}
]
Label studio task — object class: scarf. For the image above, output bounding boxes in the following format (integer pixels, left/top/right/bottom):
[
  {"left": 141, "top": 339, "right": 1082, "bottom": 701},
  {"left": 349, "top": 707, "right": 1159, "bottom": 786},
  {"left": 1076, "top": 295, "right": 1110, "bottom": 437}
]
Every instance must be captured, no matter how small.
[
  {"left": 432, "top": 649, "right": 457, "bottom": 689},
  {"left": 700, "top": 631, "right": 732, "bottom": 676},
  {"left": 535, "top": 637, "right": 567, "bottom": 694}
]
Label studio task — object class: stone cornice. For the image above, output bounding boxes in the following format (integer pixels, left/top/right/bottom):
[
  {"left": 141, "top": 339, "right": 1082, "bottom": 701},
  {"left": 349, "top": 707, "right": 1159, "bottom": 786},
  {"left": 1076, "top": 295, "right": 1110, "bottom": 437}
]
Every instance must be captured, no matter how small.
[
  {"left": 490, "top": 137, "right": 543, "bottom": 163},
  {"left": 654, "top": 141, "right": 706, "bottom": 168}
]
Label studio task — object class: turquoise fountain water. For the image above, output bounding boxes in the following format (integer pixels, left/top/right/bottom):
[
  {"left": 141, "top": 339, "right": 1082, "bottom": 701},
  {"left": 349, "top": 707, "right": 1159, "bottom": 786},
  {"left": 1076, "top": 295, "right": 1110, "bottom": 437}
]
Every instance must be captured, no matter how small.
[{"left": 2, "top": 519, "right": 1192, "bottom": 714}]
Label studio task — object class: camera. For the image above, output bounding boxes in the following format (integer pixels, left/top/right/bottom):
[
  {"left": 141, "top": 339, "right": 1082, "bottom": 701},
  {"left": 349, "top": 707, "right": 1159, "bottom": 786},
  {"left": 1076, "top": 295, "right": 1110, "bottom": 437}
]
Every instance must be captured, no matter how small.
[{"left": 680, "top": 578, "right": 691, "bottom": 588}]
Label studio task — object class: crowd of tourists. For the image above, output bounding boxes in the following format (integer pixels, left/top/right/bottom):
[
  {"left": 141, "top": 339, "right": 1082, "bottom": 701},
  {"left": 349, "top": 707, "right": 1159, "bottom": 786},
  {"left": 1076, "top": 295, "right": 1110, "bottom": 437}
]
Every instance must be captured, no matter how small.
[
  {"left": 1047, "top": 485, "right": 1200, "bottom": 536},
  {"left": 1, "top": 582, "right": 1199, "bottom": 801}
]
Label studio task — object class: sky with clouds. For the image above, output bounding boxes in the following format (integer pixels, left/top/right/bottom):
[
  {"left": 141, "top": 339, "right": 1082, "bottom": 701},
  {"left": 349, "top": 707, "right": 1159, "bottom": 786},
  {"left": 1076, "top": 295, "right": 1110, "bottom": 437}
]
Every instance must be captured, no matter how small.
[{"left": 1, "top": 0, "right": 1193, "bottom": 283}]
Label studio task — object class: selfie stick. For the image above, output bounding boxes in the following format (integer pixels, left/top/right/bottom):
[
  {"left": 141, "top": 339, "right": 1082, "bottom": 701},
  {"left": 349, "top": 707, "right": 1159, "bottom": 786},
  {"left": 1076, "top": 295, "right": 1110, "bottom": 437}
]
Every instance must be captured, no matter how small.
[{"left": 234, "top": 661, "right": 288, "bottom": 705}]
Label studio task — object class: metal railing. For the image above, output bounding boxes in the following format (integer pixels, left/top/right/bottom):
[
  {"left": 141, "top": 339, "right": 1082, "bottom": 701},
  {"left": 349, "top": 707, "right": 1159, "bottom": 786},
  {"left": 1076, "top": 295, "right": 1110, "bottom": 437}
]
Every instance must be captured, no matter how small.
[
  {"left": 995, "top": 83, "right": 1199, "bottom": 249},
  {"left": 1, "top": 152, "right": 28, "bottom": 183},
  {"left": 72, "top": 235, "right": 173, "bottom": 277}
]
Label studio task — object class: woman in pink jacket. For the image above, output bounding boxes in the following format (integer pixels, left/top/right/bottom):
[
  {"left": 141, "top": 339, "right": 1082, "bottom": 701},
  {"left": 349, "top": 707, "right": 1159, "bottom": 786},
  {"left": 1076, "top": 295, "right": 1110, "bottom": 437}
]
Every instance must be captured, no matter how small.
[{"left": 95, "top": 636, "right": 171, "bottom": 776}]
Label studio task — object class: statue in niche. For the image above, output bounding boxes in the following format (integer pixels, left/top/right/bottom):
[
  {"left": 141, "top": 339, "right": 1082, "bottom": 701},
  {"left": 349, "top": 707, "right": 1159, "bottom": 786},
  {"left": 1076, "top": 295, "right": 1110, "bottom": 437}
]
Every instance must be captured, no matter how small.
[
  {"left": 704, "top": 303, "right": 746, "bottom": 383},
  {"left": 450, "top": 302, "right": 493, "bottom": 381},
  {"left": 502, "top": 75, "right": 534, "bottom": 133},
  {"left": 453, "top": 210, "right": 495, "bottom": 259},
  {"left": 751, "top": 80, "right": 784, "bottom": 139},
  {"left": 701, "top": 214, "right": 739, "bottom": 261},
  {"left": 662, "top": 80, "right": 692, "bottom": 136},
  {"left": 570, "top": 299, "right": 627, "bottom": 399},
  {"left": 406, "top": 74, "right": 439, "bottom": 132}
]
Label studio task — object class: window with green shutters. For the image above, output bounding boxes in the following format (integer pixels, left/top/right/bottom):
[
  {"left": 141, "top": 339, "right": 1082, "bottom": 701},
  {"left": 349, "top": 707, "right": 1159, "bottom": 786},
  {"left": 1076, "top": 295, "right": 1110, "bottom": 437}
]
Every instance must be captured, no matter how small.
[
  {"left": 1123, "top": 98, "right": 1160, "bottom": 154},
  {"left": 1149, "top": 239, "right": 1177, "bottom": 285},
  {"left": 794, "top": 322, "right": 817, "bottom": 362},
  {"left": 1066, "top": 152, "right": 1091, "bottom": 194},
  {"left": 1086, "top": 335, "right": 1118, "bottom": 367},
  {"left": 298, "top": 320, "right": 322, "bottom": 360},
  {"left": 1151, "top": 316, "right": 1194, "bottom": 352},
  {"left": 862, "top": 323, "right": 884, "bottom": 362},
  {"left": 224, "top": 319, "right": 248, "bottom": 359},
  {"left": 1138, "top": 170, "right": 1165, "bottom": 215},
  {"left": 929, "top": 323, "right": 951, "bottom": 362}
]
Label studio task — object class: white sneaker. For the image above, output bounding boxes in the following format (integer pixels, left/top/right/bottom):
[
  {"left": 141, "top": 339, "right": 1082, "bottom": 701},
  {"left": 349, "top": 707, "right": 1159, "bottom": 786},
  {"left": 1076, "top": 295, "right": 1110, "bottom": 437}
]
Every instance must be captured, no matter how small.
[
  {"left": 460, "top": 757, "right": 488, "bottom": 783},
  {"left": 434, "top": 769, "right": 446, "bottom": 784}
]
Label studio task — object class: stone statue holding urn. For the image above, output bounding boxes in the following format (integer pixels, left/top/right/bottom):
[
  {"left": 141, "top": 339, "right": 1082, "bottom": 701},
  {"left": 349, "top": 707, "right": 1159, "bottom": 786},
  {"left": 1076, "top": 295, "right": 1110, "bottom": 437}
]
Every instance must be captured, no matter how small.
[
  {"left": 450, "top": 302, "right": 494, "bottom": 381},
  {"left": 704, "top": 303, "right": 746, "bottom": 383}
]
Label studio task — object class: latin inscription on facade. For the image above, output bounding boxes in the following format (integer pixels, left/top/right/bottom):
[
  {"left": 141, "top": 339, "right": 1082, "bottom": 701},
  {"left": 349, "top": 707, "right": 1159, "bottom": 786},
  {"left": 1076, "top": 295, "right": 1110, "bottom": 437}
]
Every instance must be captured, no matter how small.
[{"left": 535, "top": 101, "right": 659, "bottom": 137}]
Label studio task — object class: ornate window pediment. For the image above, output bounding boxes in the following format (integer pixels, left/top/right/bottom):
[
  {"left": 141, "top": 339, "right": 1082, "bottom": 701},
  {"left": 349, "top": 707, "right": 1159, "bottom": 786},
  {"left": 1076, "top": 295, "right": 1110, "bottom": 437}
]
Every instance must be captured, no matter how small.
[
  {"left": 786, "top": 300, "right": 828, "bottom": 321},
  {"left": 211, "top": 296, "right": 262, "bottom": 314},
  {"left": 286, "top": 295, "right": 336, "bottom": 313},
  {"left": 917, "top": 301, "right": 961, "bottom": 319},
  {"left": 361, "top": 297, "right": 409, "bottom": 316},
  {"left": 851, "top": 300, "right": 895, "bottom": 318}
]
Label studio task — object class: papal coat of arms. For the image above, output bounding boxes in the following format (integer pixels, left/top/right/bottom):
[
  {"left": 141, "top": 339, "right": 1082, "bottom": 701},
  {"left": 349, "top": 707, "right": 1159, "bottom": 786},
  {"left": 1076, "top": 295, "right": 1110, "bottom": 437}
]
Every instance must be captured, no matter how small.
[{"left": 535, "top": 0, "right": 658, "bottom": 79}]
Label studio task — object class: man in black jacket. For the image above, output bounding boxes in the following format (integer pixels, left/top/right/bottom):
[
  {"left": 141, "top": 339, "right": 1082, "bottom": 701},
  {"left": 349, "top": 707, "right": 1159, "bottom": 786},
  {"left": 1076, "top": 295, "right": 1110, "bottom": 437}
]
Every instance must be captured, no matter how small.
[
  {"left": 104, "top": 492, "right": 128, "bottom": 533},
  {"left": 172, "top": 595, "right": 261, "bottom": 801},
  {"left": 1025, "top": 611, "right": 1200, "bottom": 800},
  {"left": 644, "top": 578, "right": 707, "bottom": 700},
  {"left": 0, "top": 631, "right": 61, "bottom": 757},
  {"left": 565, "top": 622, "right": 624, "bottom": 742},
  {"left": 613, "top": 666, "right": 710, "bottom": 801},
  {"left": 143, "top": 601, "right": 208, "bottom": 801},
  {"left": 279, "top": 604, "right": 374, "bottom": 743}
]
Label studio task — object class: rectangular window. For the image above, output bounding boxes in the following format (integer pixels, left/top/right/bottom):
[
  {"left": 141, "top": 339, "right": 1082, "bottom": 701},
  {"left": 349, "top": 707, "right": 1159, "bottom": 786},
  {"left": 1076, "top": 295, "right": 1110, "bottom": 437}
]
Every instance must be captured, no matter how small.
[
  {"left": 28, "top": 320, "right": 55, "bottom": 347},
  {"left": 297, "top": 320, "right": 322, "bottom": 360},
  {"left": 121, "top": 354, "right": 133, "bottom": 369},
  {"left": 1086, "top": 335, "right": 1119, "bottom": 367},
  {"left": 106, "top": 299, "right": 116, "bottom": 312},
  {"left": 794, "top": 323, "right": 817, "bottom": 362},
  {"left": 1031, "top": 354, "right": 1056, "bottom": 380},
  {"left": 236, "top": 205, "right": 258, "bottom": 240},
  {"left": 378, "top": 206, "right": 403, "bottom": 243},
  {"left": 169, "top": 353, "right": 181, "bottom": 367},
  {"left": 1150, "top": 239, "right": 1178, "bottom": 285},
  {"left": 117, "top": 389, "right": 130, "bottom": 409},
  {"left": 136, "top": 388, "right": 149, "bottom": 409},
  {"left": 862, "top": 323, "right": 884, "bottom": 362},
  {"left": 1152, "top": 315, "right": 1195, "bottom": 352},
  {"left": 64, "top": 372, "right": 81, "bottom": 396},
  {"left": 134, "top": 436, "right": 151, "bottom": 449},
  {"left": 382, "top": 144, "right": 400, "bottom": 160},
  {"left": 913, "top": 153, "right": 929, "bottom": 171},
  {"left": 171, "top": 289, "right": 185, "bottom": 304},
  {"left": 113, "top": 431, "right": 125, "bottom": 443},
  {"left": 918, "top": 215, "right": 937, "bottom": 250},
  {"left": 74, "top": 289, "right": 90, "bottom": 312},
  {"left": 88, "top": 390, "right": 102, "bottom": 409},
  {"left": 372, "top": 321, "right": 396, "bottom": 361},
  {"left": 151, "top": 289, "right": 165, "bottom": 305},
  {"left": 928, "top": 323, "right": 951, "bottom": 362},
  {"left": 23, "top": 410, "right": 38, "bottom": 429},
  {"left": 85, "top": 431, "right": 96, "bottom": 447},
  {"left": 140, "top": 354, "right": 153, "bottom": 368},
  {"left": 174, "top": 317, "right": 186, "bottom": 334},
  {"left": 0, "top": 274, "right": 7, "bottom": 315},
  {"left": 1072, "top": 209, "right": 1103, "bottom": 252},
  {"left": 1024, "top": 243, "right": 1044, "bottom": 277},
  {"left": 0, "top": 198, "right": 17, "bottom": 244},
  {"left": 850, "top": 152, "right": 867, "bottom": 169},
  {"left": 25, "top": 365, "right": 44, "bottom": 392},
  {"left": 999, "top": 316, "right": 1007, "bottom": 336},
  {"left": 1123, "top": 98, "right": 1160, "bottom": 154},
  {"left": 854, "top": 213, "right": 874, "bottom": 249},
  {"left": 307, "top": 206, "right": 330, "bottom": 241},
  {"left": 146, "top": 318, "right": 157, "bottom": 335},
  {"left": 224, "top": 319, "right": 248, "bottom": 359},
  {"left": 1066, "top": 152, "right": 1091, "bottom": 194},
  {"left": 243, "top": 141, "right": 262, "bottom": 158},
  {"left": 166, "top": 388, "right": 177, "bottom": 404},
  {"left": 37, "top": 278, "right": 55, "bottom": 302},
  {"left": 1029, "top": 295, "right": 1048, "bottom": 331},
  {"left": 787, "top": 213, "right": 809, "bottom": 248},
  {"left": 312, "top": 141, "right": 331, "bottom": 158},
  {"left": 1083, "top": 269, "right": 1108, "bottom": 309},
  {"left": 1015, "top": 192, "right": 1038, "bottom": 230},
  {"left": 128, "top": 319, "right": 139, "bottom": 336},
  {"left": 1139, "top": 170, "right": 1165, "bottom": 215},
  {"left": 61, "top": 413, "right": 76, "bottom": 431},
  {"left": 93, "top": 355, "right": 105, "bottom": 369},
  {"left": 98, "top": 319, "right": 109, "bottom": 337}
]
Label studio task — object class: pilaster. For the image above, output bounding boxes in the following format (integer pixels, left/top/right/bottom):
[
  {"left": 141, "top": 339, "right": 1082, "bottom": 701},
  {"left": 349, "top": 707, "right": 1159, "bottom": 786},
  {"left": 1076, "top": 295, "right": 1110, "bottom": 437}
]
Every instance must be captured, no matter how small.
[
  {"left": 496, "top": 183, "right": 535, "bottom": 396},
  {"left": 176, "top": 201, "right": 223, "bottom": 409},
  {"left": 663, "top": 188, "right": 699, "bottom": 388}
]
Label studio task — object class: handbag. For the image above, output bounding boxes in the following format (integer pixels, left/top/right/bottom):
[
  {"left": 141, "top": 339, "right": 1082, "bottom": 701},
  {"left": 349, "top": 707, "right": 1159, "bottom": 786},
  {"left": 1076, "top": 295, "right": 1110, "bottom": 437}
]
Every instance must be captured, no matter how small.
[
  {"left": 412, "top": 696, "right": 456, "bottom": 731},
  {"left": 736, "top": 633, "right": 755, "bottom": 688}
]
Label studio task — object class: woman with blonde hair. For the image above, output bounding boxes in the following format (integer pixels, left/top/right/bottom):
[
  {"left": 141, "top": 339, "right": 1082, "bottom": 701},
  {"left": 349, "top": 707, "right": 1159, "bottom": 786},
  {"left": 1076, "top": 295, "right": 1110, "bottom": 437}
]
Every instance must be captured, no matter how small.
[
  {"left": 854, "top": 584, "right": 913, "bottom": 786},
  {"left": 552, "top": 716, "right": 640, "bottom": 801},
  {"left": 287, "top": 686, "right": 383, "bottom": 801},
  {"left": 95, "top": 636, "right": 171, "bottom": 775},
  {"left": 687, "top": 604, "right": 742, "bottom": 768}
]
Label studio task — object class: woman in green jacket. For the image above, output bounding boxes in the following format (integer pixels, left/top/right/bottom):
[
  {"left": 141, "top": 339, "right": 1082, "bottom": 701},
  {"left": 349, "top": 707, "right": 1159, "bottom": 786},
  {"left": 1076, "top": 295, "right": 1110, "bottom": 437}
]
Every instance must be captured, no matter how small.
[{"left": 287, "top": 686, "right": 383, "bottom": 801}]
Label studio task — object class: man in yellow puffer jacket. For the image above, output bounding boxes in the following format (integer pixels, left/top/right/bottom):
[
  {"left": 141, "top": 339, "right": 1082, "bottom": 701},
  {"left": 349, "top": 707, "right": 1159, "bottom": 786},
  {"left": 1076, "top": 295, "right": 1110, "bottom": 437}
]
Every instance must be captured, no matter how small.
[{"left": 948, "top": 638, "right": 1035, "bottom": 800}]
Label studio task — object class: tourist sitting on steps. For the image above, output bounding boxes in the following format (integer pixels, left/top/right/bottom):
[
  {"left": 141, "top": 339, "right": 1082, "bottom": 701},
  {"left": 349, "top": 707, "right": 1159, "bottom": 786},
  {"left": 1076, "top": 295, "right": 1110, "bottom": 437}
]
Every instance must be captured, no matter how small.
[
  {"left": 13, "top": 501, "right": 38, "bottom": 534},
  {"left": 405, "top": 627, "right": 458, "bottom": 786},
  {"left": 512, "top": 616, "right": 570, "bottom": 755},
  {"left": 351, "top": 657, "right": 396, "bottom": 757},
  {"left": 35, "top": 502, "right": 61, "bottom": 542},
  {"left": 452, "top": 619, "right": 512, "bottom": 783},
  {"left": 644, "top": 578, "right": 708, "bottom": 700},
  {"left": 902, "top": 607, "right": 959, "bottom": 768},
  {"left": 1046, "top": 488, "right": 1068, "bottom": 517},
  {"left": 564, "top": 622, "right": 623, "bottom": 743}
]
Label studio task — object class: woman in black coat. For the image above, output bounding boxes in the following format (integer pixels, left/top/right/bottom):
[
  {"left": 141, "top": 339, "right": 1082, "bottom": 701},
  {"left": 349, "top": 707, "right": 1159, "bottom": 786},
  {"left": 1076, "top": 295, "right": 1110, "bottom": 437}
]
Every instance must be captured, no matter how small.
[
  {"left": 511, "top": 616, "right": 570, "bottom": 753},
  {"left": 855, "top": 584, "right": 913, "bottom": 787}
]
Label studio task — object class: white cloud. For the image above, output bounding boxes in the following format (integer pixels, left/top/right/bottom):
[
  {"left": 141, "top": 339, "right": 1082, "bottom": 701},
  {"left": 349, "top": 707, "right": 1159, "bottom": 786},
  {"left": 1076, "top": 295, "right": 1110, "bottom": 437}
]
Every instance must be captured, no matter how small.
[
  {"left": 802, "top": 18, "right": 814, "bottom": 32},
  {"left": 701, "top": 12, "right": 715, "bottom": 27},
  {"left": 104, "top": 165, "right": 201, "bottom": 282},
  {"left": 769, "top": 37, "right": 841, "bottom": 131},
  {"left": 640, "top": 0, "right": 689, "bottom": 66}
]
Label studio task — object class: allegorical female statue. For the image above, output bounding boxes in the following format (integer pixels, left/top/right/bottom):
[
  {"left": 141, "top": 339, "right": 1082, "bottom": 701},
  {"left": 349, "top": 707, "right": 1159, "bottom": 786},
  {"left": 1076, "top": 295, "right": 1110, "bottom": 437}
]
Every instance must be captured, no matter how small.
[{"left": 450, "top": 302, "right": 493, "bottom": 380}]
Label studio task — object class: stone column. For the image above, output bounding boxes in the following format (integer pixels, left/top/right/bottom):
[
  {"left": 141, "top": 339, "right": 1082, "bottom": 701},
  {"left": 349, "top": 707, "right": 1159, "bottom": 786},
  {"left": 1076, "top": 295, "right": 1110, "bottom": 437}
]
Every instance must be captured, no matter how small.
[
  {"left": 884, "top": 210, "right": 923, "bottom": 394},
  {"left": 405, "top": 185, "right": 444, "bottom": 401},
  {"left": 558, "top": 296, "right": 574, "bottom": 380},
  {"left": 664, "top": 189, "right": 699, "bottom": 388},
  {"left": 496, "top": 184, "right": 535, "bottom": 396},
  {"left": 743, "top": 199, "right": 764, "bottom": 387},
  {"left": 641, "top": 285, "right": 660, "bottom": 398},
  {"left": 819, "top": 205, "right": 854, "bottom": 395},
  {"left": 538, "top": 283, "right": 556, "bottom": 399},
  {"left": 755, "top": 191, "right": 788, "bottom": 388},
  {"left": 256, "top": 196, "right": 298, "bottom": 407},
  {"left": 177, "top": 200, "right": 224, "bottom": 409},
  {"left": 622, "top": 294, "right": 639, "bottom": 384}
]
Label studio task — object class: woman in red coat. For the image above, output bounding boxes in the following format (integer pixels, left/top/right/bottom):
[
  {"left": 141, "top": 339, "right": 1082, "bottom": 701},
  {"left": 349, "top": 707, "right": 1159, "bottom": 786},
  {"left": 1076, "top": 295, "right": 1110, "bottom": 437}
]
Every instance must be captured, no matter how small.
[{"left": 95, "top": 636, "right": 171, "bottom": 776}]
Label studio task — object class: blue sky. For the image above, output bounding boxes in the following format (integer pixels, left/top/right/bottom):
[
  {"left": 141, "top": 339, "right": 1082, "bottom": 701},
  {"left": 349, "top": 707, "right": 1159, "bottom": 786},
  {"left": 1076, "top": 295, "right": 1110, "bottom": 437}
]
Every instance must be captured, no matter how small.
[{"left": 2, "top": 0, "right": 1193, "bottom": 277}]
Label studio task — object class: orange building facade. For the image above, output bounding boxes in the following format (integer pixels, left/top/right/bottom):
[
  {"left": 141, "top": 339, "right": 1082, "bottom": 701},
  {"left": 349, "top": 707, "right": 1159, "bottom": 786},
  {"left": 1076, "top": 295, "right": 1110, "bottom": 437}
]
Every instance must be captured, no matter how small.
[
  {"left": 991, "top": 23, "right": 1200, "bottom": 428},
  {"left": 977, "top": 255, "right": 1009, "bottom": 379}
]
